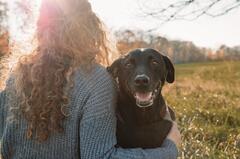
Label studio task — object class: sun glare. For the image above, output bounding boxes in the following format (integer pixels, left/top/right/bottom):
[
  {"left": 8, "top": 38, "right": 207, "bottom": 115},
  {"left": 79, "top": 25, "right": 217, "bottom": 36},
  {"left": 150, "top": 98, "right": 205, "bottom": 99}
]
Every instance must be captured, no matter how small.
[
  {"left": 8, "top": 0, "right": 43, "bottom": 63},
  {"left": 33, "top": 0, "right": 42, "bottom": 17}
]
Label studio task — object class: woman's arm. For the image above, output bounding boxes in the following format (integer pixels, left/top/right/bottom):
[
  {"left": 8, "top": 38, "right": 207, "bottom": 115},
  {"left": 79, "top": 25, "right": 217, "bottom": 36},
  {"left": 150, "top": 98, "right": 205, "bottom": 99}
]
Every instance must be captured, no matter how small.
[
  {"left": 79, "top": 70, "right": 178, "bottom": 159},
  {"left": 0, "top": 89, "right": 6, "bottom": 138},
  {"left": 0, "top": 73, "right": 15, "bottom": 138}
]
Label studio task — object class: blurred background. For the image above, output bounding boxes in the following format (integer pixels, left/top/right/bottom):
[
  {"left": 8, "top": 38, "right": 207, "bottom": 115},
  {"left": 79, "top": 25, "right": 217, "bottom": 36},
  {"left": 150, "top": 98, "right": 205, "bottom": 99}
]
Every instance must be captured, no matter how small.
[{"left": 0, "top": 0, "right": 240, "bottom": 158}]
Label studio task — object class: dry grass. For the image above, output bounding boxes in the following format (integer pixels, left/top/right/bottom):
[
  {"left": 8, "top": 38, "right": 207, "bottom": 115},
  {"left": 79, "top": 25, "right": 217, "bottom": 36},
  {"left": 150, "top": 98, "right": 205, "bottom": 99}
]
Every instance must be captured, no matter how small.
[
  {"left": 163, "top": 61, "right": 240, "bottom": 159},
  {"left": 0, "top": 61, "right": 239, "bottom": 158}
]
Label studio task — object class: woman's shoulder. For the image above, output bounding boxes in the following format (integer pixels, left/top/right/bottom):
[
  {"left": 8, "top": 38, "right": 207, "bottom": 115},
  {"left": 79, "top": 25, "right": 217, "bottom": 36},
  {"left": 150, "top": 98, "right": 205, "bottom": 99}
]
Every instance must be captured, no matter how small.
[
  {"left": 91, "top": 64, "right": 111, "bottom": 78},
  {"left": 82, "top": 64, "right": 112, "bottom": 81},
  {"left": 73, "top": 64, "right": 116, "bottom": 116},
  {"left": 74, "top": 64, "right": 114, "bottom": 93}
]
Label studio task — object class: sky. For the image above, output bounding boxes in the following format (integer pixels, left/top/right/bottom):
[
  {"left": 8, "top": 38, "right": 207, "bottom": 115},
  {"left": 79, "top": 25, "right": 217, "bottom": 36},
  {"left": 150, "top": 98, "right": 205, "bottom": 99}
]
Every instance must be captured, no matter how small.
[
  {"left": 7, "top": 0, "right": 240, "bottom": 49},
  {"left": 89, "top": 0, "right": 240, "bottom": 49}
]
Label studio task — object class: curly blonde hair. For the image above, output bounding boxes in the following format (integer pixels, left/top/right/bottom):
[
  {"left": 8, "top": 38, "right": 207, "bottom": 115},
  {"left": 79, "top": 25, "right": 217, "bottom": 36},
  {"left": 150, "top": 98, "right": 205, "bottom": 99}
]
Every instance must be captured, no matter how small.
[{"left": 8, "top": 0, "right": 113, "bottom": 142}]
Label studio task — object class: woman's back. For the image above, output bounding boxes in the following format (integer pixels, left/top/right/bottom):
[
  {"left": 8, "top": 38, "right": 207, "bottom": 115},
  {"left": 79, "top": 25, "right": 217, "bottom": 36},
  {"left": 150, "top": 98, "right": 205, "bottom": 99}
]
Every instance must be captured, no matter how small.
[{"left": 1, "top": 64, "right": 116, "bottom": 159}]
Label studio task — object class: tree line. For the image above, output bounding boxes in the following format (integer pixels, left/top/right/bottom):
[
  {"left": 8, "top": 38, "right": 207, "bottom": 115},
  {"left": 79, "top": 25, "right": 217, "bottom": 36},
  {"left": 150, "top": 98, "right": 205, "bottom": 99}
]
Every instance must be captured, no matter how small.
[
  {"left": 0, "top": 1, "right": 9, "bottom": 57},
  {"left": 115, "top": 30, "right": 240, "bottom": 63}
]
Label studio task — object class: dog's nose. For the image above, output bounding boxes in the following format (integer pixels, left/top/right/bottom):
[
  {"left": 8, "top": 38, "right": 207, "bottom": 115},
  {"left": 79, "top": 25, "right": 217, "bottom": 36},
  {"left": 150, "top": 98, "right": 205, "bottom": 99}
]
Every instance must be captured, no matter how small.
[{"left": 134, "top": 75, "right": 150, "bottom": 86}]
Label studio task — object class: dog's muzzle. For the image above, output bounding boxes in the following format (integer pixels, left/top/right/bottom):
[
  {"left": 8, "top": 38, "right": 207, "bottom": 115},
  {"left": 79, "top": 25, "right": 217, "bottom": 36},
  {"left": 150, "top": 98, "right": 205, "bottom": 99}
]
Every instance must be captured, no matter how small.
[{"left": 133, "top": 74, "right": 158, "bottom": 108}]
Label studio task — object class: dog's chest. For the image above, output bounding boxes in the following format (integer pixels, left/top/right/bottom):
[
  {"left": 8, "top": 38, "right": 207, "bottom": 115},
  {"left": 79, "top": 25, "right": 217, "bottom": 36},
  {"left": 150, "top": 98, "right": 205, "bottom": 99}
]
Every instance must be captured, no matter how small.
[
  {"left": 116, "top": 101, "right": 172, "bottom": 148},
  {"left": 116, "top": 117, "right": 172, "bottom": 148}
]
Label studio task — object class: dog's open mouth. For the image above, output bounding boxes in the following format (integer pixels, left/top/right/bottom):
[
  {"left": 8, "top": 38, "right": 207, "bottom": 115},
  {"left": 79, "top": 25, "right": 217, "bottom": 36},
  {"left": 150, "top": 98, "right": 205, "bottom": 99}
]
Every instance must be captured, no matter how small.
[{"left": 134, "top": 90, "right": 156, "bottom": 108}]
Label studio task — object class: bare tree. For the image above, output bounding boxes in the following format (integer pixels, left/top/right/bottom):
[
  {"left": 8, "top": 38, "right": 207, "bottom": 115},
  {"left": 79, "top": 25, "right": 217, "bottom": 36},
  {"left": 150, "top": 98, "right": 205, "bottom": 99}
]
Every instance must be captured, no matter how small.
[
  {"left": 0, "top": 1, "right": 8, "bottom": 34},
  {"left": 138, "top": 0, "right": 240, "bottom": 23}
]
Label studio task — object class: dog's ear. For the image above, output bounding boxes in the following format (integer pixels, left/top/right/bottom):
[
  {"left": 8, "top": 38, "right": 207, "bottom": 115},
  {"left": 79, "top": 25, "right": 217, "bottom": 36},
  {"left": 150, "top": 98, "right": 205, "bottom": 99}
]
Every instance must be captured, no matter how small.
[
  {"left": 163, "top": 55, "right": 175, "bottom": 83},
  {"left": 107, "top": 58, "right": 122, "bottom": 78}
]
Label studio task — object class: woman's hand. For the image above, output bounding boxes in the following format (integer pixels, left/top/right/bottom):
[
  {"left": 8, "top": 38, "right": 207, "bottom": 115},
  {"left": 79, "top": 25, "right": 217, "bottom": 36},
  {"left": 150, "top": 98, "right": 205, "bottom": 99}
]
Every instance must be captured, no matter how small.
[
  {"left": 167, "top": 121, "right": 181, "bottom": 147},
  {"left": 164, "top": 106, "right": 181, "bottom": 147}
]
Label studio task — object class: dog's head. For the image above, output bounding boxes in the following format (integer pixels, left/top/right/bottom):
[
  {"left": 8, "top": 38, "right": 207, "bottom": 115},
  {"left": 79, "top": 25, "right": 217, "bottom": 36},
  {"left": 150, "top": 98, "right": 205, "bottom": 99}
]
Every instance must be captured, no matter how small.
[{"left": 107, "top": 48, "right": 174, "bottom": 108}]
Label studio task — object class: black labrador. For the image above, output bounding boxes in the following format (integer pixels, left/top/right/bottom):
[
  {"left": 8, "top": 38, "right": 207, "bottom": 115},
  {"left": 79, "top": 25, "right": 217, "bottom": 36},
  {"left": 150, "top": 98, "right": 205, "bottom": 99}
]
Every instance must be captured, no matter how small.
[{"left": 107, "top": 48, "right": 176, "bottom": 148}]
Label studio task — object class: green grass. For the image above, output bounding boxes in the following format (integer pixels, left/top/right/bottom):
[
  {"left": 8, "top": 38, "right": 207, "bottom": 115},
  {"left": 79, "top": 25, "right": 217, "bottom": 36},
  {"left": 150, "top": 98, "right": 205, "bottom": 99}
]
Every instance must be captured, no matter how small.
[{"left": 163, "top": 61, "right": 240, "bottom": 159}]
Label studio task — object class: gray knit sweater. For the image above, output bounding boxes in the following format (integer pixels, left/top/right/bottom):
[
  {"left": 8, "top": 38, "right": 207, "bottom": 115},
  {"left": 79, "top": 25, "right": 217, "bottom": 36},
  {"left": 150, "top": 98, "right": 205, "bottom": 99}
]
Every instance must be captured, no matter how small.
[{"left": 0, "top": 64, "right": 178, "bottom": 159}]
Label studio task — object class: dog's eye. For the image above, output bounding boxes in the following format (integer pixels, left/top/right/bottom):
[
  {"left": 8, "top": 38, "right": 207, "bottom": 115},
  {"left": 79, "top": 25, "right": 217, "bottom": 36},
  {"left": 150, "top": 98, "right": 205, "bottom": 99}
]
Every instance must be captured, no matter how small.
[
  {"left": 125, "top": 62, "right": 133, "bottom": 68},
  {"left": 151, "top": 60, "right": 159, "bottom": 65}
]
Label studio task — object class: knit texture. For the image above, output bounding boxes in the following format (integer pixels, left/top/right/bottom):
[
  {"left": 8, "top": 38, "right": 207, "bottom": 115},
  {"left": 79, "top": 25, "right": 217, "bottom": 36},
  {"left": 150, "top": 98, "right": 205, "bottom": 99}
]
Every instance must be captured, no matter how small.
[{"left": 0, "top": 64, "right": 178, "bottom": 159}]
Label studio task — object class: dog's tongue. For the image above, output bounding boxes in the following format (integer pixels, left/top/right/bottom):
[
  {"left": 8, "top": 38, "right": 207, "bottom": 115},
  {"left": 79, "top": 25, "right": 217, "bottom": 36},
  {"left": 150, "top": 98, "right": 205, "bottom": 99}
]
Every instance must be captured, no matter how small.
[{"left": 135, "top": 92, "right": 152, "bottom": 102}]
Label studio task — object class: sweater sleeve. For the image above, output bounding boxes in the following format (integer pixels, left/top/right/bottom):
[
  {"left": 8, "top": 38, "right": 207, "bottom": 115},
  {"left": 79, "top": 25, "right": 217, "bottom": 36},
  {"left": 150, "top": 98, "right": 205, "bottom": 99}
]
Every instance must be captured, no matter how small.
[
  {"left": 0, "top": 89, "right": 6, "bottom": 138},
  {"left": 79, "top": 70, "right": 178, "bottom": 159},
  {"left": 0, "top": 73, "right": 15, "bottom": 139}
]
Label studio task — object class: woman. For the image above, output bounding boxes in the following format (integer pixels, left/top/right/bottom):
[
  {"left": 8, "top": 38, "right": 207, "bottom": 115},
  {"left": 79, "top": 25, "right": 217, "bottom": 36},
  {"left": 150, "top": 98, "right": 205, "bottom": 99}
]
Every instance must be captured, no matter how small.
[{"left": 0, "top": 0, "right": 181, "bottom": 158}]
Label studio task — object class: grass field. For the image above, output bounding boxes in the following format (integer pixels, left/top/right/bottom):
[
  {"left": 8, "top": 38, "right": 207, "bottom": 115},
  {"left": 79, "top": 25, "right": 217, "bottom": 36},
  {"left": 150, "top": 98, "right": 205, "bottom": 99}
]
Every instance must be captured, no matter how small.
[
  {"left": 163, "top": 61, "right": 240, "bottom": 159},
  {"left": 0, "top": 61, "right": 239, "bottom": 159}
]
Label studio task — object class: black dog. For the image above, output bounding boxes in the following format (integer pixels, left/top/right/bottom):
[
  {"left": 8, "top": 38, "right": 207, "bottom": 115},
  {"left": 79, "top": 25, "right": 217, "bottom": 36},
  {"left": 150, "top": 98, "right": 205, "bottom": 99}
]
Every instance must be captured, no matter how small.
[{"left": 107, "top": 48, "right": 176, "bottom": 148}]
